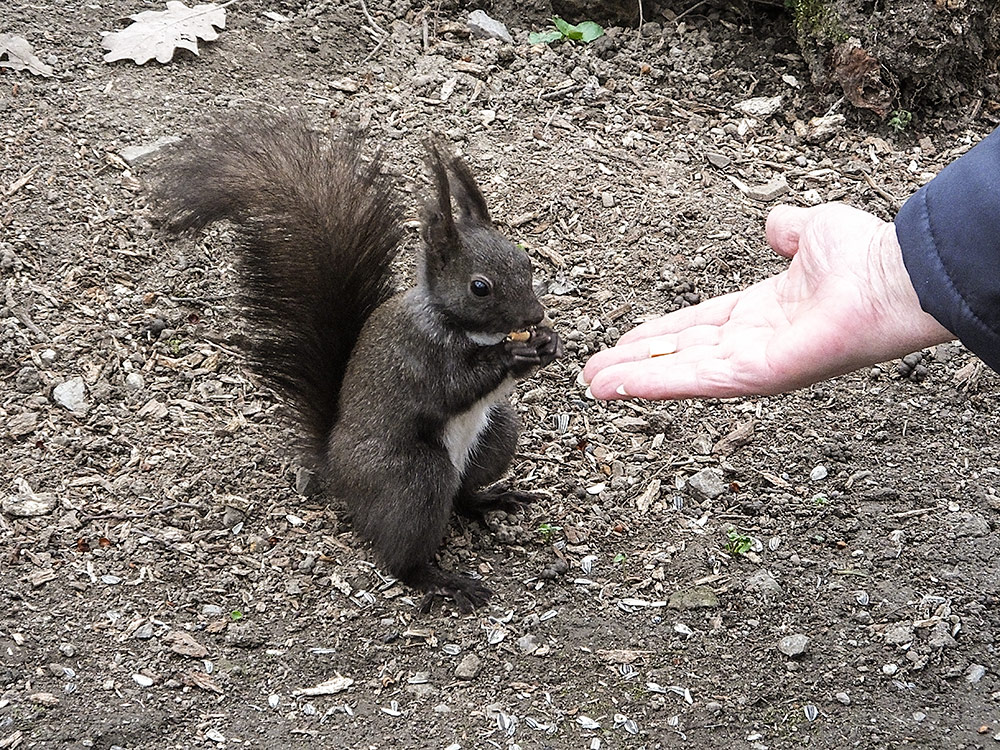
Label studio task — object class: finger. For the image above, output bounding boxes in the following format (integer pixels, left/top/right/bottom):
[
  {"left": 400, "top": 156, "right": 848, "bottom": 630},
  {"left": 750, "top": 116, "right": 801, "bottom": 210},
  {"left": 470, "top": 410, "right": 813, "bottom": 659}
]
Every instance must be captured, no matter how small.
[
  {"left": 617, "top": 292, "right": 741, "bottom": 346},
  {"left": 582, "top": 326, "right": 722, "bottom": 383},
  {"left": 587, "top": 352, "right": 742, "bottom": 401},
  {"left": 766, "top": 204, "right": 814, "bottom": 259}
]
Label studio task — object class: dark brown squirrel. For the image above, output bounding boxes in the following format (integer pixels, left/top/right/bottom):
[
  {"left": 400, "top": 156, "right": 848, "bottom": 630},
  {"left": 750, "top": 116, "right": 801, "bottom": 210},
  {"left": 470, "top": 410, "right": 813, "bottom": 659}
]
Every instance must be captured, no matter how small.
[{"left": 151, "top": 115, "right": 562, "bottom": 611}]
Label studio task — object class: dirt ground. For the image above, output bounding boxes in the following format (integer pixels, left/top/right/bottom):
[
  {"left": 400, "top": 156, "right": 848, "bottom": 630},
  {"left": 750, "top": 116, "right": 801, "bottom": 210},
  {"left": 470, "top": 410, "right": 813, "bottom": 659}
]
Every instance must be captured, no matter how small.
[{"left": 4, "top": 2, "right": 1000, "bottom": 748}]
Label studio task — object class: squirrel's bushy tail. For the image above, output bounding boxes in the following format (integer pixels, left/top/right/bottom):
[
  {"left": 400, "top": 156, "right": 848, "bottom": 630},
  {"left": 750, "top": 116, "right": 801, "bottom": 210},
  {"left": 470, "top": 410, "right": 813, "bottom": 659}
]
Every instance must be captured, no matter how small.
[{"left": 152, "top": 115, "right": 405, "bottom": 455}]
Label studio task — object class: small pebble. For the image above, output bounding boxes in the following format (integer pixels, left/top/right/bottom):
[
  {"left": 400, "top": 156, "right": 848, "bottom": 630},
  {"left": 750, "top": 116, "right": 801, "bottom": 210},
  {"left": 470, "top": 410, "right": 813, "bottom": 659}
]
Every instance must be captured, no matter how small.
[
  {"left": 966, "top": 664, "right": 987, "bottom": 683},
  {"left": 52, "top": 376, "right": 90, "bottom": 415},
  {"left": 777, "top": 634, "right": 810, "bottom": 658},
  {"left": 809, "top": 465, "right": 828, "bottom": 482},
  {"left": 125, "top": 372, "right": 145, "bottom": 392},
  {"left": 455, "top": 654, "right": 482, "bottom": 680},
  {"left": 686, "top": 468, "right": 726, "bottom": 502},
  {"left": 517, "top": 634, "right": 540, "bottom": 654}
]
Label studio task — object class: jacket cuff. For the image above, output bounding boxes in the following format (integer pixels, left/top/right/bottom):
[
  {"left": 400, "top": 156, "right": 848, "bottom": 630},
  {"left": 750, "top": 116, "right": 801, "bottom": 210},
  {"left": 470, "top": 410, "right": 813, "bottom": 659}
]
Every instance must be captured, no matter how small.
[{"left": 896, "top": 128, "right": 1000, "bottom": 373}]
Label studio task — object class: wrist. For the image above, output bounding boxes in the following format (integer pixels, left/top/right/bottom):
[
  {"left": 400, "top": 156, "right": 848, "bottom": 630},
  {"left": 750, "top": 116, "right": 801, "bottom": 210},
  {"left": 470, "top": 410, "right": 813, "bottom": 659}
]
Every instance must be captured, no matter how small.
[{"left": 872, "top": 222, "right": 954, "bottom": 353}]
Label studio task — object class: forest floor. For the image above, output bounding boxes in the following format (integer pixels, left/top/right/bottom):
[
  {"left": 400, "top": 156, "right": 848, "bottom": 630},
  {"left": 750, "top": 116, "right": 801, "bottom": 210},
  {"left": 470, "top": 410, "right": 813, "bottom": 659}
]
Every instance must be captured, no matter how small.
[{"left": 3, "top": 2, "right": 1000, "bottom": 748}]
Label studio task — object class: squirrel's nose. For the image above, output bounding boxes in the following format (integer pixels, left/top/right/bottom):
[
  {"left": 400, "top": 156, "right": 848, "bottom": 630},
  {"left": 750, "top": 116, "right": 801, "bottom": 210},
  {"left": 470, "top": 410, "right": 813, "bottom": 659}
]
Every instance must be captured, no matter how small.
[{"left": 522, "top": 301, "right": 544, "bottom": 329}]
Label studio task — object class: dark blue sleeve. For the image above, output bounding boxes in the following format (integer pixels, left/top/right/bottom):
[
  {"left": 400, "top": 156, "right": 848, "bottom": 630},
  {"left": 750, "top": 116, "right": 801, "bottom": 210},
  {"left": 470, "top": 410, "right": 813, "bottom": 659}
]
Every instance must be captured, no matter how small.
[{"left": 896, "top": 127, "right": 1000, "bottom": 372}]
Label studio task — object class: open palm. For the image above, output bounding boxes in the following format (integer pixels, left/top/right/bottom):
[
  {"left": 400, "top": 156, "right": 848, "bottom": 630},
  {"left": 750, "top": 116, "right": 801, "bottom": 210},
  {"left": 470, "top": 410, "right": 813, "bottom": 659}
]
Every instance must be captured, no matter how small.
[{"left": 583, "top": 204, "right": 954, "bottom": 400}]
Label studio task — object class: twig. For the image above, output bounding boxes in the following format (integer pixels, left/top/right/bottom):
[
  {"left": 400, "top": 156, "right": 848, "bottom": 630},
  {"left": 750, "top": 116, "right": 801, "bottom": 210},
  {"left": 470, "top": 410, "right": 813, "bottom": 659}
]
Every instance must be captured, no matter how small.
[
  {"left": 80, "top": 501, "right": 199, "bottom": 524},
  {"left": 358, "top": 0, "right": 387, "bottom": 37},
  {"left": 889, "top": 507, "right": 936, "bottom": 519},
  {"left": 4, "top": 285, "right": 47, "bottom": 341},
  {"left": 674, "top": 0, "right": 708, "bottom": 22},
  {"left": 863, "top": 173, "right": 902, "bottom": 210},
  {"left": 363, "top": 31, "right": 390, "bottom": 62},
  {"left": 638, "top": 0, "right": 645, "bottom": 27},
  {"left": 540, "top": 83, "right": 584, "bottom": 101},
  {"left": 5, "top": 165, "right": 38, "bottom": 197}
]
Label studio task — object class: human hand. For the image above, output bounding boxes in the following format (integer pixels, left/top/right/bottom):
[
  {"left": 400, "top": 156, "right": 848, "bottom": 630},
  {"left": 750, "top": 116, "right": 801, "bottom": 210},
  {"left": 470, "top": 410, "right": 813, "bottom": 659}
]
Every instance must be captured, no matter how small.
[{"left": 582, "top": 203, "right": 954, "bottom": 400}]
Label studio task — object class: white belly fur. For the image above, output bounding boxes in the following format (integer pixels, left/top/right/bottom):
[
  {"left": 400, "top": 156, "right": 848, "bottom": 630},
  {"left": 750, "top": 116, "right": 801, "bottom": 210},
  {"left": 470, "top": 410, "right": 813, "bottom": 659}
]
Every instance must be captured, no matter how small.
[{"left": 442, "top": 378, "right": 515, "bottom": 476}]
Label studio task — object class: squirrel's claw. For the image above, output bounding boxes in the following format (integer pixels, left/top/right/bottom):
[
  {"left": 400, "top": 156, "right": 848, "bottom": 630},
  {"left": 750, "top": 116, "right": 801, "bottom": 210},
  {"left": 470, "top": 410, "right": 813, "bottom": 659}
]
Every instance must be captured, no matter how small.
[
  {"left": 457, "top": 485, "right": 538, "bottom": 520},
  {"left": 409, "top": 565, "right": 493, "bottom": 614},
  {"left": 418, "top": 578, "right": 492, "bottom": 614},
  {"left": 505, "top": 326, "right": 562, "bottom": 374}
]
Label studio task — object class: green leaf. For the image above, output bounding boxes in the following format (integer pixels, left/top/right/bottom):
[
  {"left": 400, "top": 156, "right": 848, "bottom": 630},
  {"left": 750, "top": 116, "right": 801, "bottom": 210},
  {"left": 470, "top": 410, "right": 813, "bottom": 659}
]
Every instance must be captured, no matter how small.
[
  {"left": 564, "top": 27, "right": 585, "bottom": 41},
  {"left": 552, "top": 16, "right": 576, "bottom": 36},
  {"left": 576, "top": 21, "right": 605, "bottom": 42},
  {"left": 529, "top": 29, "right": 563, "bottom": 44}
]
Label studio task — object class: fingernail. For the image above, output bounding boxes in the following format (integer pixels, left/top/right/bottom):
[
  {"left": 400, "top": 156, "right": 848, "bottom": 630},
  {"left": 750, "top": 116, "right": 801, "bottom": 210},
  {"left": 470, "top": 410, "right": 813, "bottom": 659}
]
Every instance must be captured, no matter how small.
[
  {"left": 584, "top": 386, "right": 594, "bottom": 400},
  {"left": 616, "top": 384, "right": 629, "bottom": 396},
  {"left": 576, "top": 370, "right": 588, "bottom": 387}
]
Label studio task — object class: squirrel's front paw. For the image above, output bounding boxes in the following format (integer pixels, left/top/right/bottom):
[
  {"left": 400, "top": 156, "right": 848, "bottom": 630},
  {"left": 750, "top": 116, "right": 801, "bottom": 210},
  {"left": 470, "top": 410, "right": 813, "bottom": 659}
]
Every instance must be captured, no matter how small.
[
  {"left": 533, "top": 326, "right": 563, "bottom": 367},
  {"left": 506, "top": 327, "right": 560, "bottom": 374}
]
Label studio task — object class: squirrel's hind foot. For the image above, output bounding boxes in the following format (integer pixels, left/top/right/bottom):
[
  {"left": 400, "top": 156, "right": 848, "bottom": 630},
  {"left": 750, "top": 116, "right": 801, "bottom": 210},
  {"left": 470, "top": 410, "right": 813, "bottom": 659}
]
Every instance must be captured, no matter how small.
[
  {"left": 457, "top": 484, "right": 538, "bottom": 521},
  {"left": 409, "top": 567, "right": 492, "bottom": 614}
]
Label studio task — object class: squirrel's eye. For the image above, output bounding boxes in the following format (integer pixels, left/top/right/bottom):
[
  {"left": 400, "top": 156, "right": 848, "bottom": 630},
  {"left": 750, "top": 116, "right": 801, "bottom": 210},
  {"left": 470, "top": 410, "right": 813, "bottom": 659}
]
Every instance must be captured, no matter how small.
[{"left": 470, "top": 278, "right": 492, "bottom": 297}]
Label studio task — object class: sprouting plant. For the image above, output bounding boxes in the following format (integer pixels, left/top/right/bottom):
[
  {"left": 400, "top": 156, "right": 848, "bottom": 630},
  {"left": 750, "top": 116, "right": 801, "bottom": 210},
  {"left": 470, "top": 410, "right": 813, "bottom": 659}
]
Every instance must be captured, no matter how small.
[
  {"left": 537, "top": 522, "right": 563, "bottom": 539},
  {"left": 613, "top": 552, "right": 627, "bottom": 565},
  {"left": 167, "top": 337, "right": 182, "bottom": 355},
  {"left": 888, "top": 109, "right": 913, "bottom": 133},
  {"left": 230, "top": 609, "right": 244, "bottom": 621},
  {"left": 811, "top": 493, "right": 829, "bottom": 506},
  {"left": 529, "top": 17, "right": 604, "bottom": 45},
  {"left": 724, "top": 529, "right": 753, "bottom": 557}
]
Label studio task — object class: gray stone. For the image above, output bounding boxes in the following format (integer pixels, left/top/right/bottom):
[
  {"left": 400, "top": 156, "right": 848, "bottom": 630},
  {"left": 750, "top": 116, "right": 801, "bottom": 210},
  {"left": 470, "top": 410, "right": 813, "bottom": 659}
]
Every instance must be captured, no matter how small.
[
  {"left": 706, "top": 152, "right": 731, "bottom": 169},
  {"left": 125, "top": 372, "right": 145, "bottom": 392},
  {"left": 927, "top": 621, "right": 957, "bottom": 649},
  {"left": 668, "top": 586, "right": 720, "bottom": 610},
  {"left": 2, "top": 480, "right": 57, "bottom": 517},
  {"left": 805, "top": 114, "right": 845, "bottom": 144},
  {"left": 467, "top": 10, "right": 512, "bottom": 43},
  {"left": 294, "top": 466, "right": 321, "bottom": 496},
  {"left": 734, "top": 95, "right": 782, "bottom": 118},
  {"left": 686, "top": 468, "right": 726, "bottom": 502},
  {"left": 517, "top": 634, "right": 540, "bottom": 654},
  {"left": 9, "top": 411, "right": 38, "bottom": 438},
  {"left": 745, "top": 174, "right": 789, "bottom": 202},
  {"left": 966, "top": 664, "right": 987, "bottom": 683},
  {"left": 120, "top": 136, "right": 182, "bottom": 165},
  {"left": 884, "top": 623, "right": 914, "bottom": 646},
  {"left": 809, "top": 464, "right": 828, "bottom": 482},
  {"left": 745, "top": 570, "right": 783, "bottom": 601},
  {"left": 954, "top": 512, "right": 991, "bottom": 538},
  {"left": 777, "top": 634, "right": 810, "bottom": 658},
  {"left": 455, "top": 653, "right": 482, "bottom": 680},
  {"left": 52, "top": 376, "right": 89, "bottom": 416}
]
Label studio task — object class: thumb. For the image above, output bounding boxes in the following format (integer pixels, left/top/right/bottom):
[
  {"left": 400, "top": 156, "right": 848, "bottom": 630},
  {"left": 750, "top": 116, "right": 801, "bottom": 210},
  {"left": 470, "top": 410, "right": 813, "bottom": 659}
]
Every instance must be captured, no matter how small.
[{"left": 765, "top": 204, "right": 814, "bottom": 259}]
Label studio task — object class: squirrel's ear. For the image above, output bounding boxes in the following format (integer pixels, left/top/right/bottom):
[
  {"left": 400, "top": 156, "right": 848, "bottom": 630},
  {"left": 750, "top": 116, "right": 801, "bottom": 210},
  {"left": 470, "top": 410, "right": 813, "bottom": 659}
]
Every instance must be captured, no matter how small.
[
  {"left": 446, "top": 154, "right": 492, "bottom": 227},
  {"left": 420, "top": 140, "right": 459, "bottom": 263}
]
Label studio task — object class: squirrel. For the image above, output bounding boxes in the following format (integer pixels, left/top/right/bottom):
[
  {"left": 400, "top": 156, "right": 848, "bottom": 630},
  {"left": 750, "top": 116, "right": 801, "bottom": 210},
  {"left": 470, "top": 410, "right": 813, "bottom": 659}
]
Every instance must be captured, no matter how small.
[{"left": 151, "top": 115, "right": 562, "bottom": 611}]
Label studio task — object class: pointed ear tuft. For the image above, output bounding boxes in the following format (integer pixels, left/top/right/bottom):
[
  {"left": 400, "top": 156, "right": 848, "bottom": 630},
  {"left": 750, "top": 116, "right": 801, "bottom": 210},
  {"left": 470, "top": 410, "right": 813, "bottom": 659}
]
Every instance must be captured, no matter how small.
[
  {"left": 419, "top": 138, "right": 459, "bottom": 272},
  {"left": 446, "top": 152, "right": 492, "bottom": 227}
]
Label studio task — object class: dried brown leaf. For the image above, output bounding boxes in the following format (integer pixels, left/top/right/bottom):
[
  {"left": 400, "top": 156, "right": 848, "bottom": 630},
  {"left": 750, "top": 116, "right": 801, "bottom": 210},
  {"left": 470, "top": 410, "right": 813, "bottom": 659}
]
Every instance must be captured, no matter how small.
[
  {"left": 181, "top": 670, "right": 223, "bottom": 693},
  {"left": 164, "top": 629, "right": 209, "bottom": 658}
]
